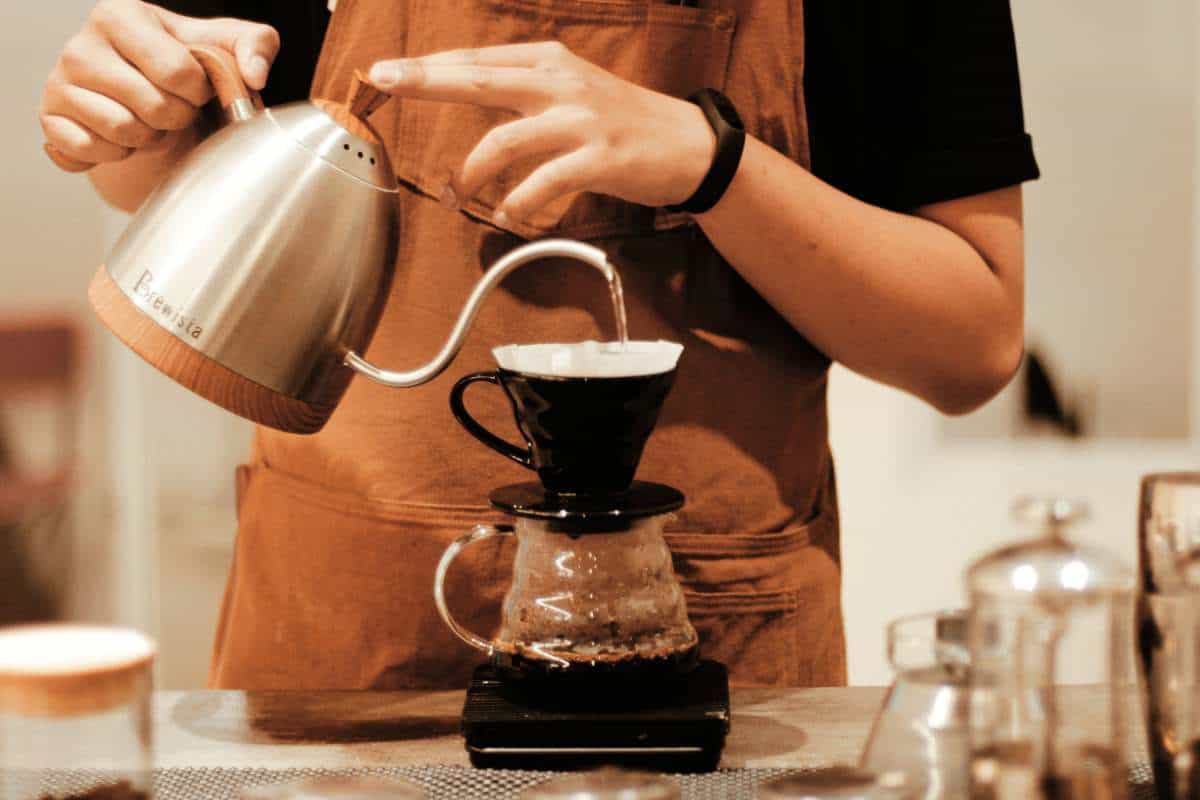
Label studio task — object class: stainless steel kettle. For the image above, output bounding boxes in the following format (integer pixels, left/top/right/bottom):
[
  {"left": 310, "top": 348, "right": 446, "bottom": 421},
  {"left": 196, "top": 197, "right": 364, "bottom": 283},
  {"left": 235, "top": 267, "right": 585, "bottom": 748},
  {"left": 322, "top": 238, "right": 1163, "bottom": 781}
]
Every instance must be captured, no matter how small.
[{"left": 68, "top": 46, "right": 619, "bottom": 434}]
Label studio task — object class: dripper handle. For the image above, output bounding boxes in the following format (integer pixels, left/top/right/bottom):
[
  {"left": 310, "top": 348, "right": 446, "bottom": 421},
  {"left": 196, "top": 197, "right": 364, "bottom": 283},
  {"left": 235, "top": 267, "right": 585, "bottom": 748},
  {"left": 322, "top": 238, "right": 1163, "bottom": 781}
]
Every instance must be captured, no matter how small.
[
  {"left": 450, "top": 372, "right": 533, "bottom": 469},
  {"left": 434, "top": 524, "right": 517, "bottom": 655}
]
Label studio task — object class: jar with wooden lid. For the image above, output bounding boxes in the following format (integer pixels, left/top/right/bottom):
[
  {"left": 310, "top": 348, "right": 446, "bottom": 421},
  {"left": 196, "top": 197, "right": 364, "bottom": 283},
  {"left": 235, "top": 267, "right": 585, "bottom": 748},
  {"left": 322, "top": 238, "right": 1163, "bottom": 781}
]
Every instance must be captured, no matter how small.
[{"left": 0, "top": 624, "right": 156, "bottom": 800}]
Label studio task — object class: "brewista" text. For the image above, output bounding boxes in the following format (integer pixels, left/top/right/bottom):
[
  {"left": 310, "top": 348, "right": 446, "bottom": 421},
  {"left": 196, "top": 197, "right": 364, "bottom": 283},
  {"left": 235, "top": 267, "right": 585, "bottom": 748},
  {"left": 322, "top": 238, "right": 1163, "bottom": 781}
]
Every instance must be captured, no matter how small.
[{"left": 132, "top": 270, "right": 204, "bottom": 340}]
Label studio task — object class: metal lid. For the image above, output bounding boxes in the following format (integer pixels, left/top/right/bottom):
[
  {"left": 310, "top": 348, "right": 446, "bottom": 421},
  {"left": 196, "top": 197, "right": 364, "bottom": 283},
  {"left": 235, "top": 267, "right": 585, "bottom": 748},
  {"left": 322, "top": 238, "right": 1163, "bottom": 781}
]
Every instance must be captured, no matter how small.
[
  {"left": 0, "top": 624, "right": 155, "bottom": 717},
  {"left": 967, "top": 498, "right": 1134, "bottom": 602},
  {"left": 241, "top": 777, "right": 424, "bottom": 799},
  {"left": 521, "top": 769, "right": 679, "bottom": 800},
  {"left": 757, "top": 767, "right": 911, "bottom": 799}
]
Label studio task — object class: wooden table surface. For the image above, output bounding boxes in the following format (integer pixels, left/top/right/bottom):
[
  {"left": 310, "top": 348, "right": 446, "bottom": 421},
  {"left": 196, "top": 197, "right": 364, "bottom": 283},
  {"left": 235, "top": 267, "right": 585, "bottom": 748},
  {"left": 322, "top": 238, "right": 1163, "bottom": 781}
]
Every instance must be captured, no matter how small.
[{"left": 154, "top": 685, "right": 1112, "bottom": 770}]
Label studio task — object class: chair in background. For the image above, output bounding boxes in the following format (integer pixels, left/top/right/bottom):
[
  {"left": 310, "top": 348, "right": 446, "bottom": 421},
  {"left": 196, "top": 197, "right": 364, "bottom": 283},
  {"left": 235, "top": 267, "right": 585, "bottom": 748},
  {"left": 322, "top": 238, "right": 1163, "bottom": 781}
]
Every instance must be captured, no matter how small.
[{"left": 0, "top": 317, "right": 82, "bottom": 624}]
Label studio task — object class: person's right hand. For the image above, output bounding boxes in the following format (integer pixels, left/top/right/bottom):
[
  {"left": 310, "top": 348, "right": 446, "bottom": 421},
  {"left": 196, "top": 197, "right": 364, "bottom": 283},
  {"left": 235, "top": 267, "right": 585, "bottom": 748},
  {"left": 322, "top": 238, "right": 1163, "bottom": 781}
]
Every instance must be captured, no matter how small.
[{"left": 40, "top": 0, "right": 280, "bottom": 171}]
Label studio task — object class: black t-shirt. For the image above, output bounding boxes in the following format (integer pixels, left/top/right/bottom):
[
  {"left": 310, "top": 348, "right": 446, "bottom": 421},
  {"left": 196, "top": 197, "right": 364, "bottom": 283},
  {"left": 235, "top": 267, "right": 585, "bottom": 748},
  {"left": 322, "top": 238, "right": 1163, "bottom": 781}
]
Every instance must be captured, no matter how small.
[{"left": 160, "top": 0, "right": 1039, "bottom": 211}]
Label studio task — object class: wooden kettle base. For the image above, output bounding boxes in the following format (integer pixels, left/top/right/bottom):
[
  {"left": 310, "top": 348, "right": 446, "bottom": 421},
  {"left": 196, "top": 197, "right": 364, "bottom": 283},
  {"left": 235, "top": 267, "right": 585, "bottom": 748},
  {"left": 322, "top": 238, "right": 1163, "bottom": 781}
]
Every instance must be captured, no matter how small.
[{"left": 88, "top": 267, "right": 335, "bottom": 434}]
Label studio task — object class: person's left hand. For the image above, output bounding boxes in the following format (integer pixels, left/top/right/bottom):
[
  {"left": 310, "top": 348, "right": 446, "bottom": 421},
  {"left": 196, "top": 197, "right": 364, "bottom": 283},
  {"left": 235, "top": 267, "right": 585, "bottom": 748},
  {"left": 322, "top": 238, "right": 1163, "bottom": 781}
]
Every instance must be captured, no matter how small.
[{"left": 367, "top": 42, "right": 715, "bottom": 227}]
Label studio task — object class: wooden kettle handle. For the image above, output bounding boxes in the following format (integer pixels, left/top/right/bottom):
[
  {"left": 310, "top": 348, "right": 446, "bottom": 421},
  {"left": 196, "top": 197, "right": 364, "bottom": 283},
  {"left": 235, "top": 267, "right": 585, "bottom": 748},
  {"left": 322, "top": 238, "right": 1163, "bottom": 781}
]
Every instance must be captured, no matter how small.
[
  {"left": 43, "top": 44, "right": 261, "bottom": 173},
  {"left": 186, "top": 43, "right": 264, "bottom": 114}
]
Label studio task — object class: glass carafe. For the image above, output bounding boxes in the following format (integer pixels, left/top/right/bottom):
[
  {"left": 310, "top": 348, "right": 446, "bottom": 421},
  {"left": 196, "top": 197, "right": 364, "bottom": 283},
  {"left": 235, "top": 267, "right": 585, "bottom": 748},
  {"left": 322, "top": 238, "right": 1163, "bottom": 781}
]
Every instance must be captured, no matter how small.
[
  {"left": 966, "top": 498, "right": 1135, "bottom": 800},
  {"left": 860, "top": 610, "right": 969, "bottom": 798},
  {"left": 434, "top": 485, "right": 699, "bottom": 683}
]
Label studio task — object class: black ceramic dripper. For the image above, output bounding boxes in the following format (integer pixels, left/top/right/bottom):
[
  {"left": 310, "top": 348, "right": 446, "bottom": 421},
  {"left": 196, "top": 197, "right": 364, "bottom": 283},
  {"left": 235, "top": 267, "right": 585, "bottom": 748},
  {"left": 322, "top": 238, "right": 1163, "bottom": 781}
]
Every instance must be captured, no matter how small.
[{"left": 450, "top": 340, "right": 683, "bottom": 500}]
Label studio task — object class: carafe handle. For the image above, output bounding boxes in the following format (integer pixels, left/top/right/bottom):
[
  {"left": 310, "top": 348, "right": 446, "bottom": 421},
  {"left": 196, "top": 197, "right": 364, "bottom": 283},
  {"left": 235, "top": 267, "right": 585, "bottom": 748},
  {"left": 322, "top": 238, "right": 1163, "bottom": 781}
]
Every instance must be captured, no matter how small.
[
  {"left": 434, "top": 524, "right": 516, "bottom": 655},
  {"left": 43, "top": 44, "right": 262, "bottom": 172}
]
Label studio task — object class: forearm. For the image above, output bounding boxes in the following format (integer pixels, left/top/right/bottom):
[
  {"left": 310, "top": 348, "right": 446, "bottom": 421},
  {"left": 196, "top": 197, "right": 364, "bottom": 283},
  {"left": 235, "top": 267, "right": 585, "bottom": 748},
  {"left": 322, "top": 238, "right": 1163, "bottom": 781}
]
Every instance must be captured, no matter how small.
[{"left": 694, "top": 137, "right": 1025, "bottom": 414}]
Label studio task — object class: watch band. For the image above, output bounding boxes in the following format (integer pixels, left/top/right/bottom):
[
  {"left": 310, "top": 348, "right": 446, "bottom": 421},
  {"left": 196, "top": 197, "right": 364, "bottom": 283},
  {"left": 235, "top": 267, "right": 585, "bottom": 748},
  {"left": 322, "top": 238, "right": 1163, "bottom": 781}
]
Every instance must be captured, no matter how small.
[{"left": 666, "top": 88, "right": 745, "bottom": 215}]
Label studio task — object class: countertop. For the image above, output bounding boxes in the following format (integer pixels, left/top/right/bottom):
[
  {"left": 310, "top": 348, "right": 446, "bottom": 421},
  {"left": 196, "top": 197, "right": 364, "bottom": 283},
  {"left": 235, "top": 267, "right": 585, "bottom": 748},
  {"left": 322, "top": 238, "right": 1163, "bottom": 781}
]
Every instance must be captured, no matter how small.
[{"left": 155, "top": 684, "right": 1112, "bottom": 770}]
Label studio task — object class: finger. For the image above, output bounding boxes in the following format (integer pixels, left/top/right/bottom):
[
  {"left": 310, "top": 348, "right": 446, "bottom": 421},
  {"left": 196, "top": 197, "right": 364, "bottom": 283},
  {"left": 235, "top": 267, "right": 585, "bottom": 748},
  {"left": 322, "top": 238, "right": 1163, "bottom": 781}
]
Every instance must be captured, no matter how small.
[
  {"left": 90, "top": 0, "right": 210, "bottom": 106},
  {"left": 366, "top": 63, "right": 553, "bottom": 111},
  {"left": 44, "top": 144, "right": 93, "bottom": 173},
  {"left": 456, "top": 111, "right": 585, "bottom": 204},
  {"left": 157, "top": 10, "right": 281, "bottom": 91},
  {"left": 62, "top": 40, "right": 200, "bottom": 131},
  {"left": 416, "top": 41, "right": 570, "bottom": 68},
  {"left": 43, "top": 81, "right": 161, "bottom": 149},
  {"left": 496, "top": 148, "right": 598, "bottom": 225},
  {"left": 40, "top": 114, "right": 132, "bottom": 165}
]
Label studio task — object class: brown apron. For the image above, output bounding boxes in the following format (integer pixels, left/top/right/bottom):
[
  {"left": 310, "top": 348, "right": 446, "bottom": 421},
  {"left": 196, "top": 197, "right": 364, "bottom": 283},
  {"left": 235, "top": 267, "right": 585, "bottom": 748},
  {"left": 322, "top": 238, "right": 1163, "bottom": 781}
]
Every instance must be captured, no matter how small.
[{"left": 209, "top": 0, "right": 846, "bottom": 690}]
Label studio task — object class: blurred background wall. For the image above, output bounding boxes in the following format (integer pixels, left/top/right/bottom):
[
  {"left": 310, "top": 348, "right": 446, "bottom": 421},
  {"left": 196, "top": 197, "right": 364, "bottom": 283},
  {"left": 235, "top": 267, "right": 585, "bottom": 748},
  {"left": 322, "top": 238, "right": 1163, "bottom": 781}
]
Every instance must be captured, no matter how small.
[
  {"left": 1, "top": 3, "right": 112, "bottom": 629},
  {"left": 0, "top": 0, "right": 1196, "bottom": 688},
  {"left": 1, "top": 1, "right": 251, "bottom": 688}
]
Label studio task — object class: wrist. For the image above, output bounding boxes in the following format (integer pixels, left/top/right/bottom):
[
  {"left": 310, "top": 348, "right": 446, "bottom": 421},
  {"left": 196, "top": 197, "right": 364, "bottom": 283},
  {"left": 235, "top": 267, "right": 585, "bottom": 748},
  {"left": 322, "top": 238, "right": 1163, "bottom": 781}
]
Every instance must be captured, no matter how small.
[
  {"left": 664, "top": 89, "right": 745, "bottom": 215},
  {"left": 669, "top": 99, "right": 717, "bottom": 207}
]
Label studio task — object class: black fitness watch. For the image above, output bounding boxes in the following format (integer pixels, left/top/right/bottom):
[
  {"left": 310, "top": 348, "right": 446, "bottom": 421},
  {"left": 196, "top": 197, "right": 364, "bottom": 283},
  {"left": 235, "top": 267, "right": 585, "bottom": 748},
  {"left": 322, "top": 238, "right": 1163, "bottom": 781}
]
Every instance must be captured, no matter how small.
[{"left": 666, "top": 88, "right": 745, "bottom": 215}]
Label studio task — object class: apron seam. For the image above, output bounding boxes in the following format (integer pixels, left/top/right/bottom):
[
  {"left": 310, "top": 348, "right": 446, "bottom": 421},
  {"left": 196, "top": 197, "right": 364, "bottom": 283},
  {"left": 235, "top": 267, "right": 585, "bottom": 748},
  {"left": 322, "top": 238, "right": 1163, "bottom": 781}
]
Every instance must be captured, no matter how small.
[
  {"left": 480, "top": 0, "right": 734, "bottom": 28},
  {"left": 684, "top": 588, "right": 801, "bottom": 615}
]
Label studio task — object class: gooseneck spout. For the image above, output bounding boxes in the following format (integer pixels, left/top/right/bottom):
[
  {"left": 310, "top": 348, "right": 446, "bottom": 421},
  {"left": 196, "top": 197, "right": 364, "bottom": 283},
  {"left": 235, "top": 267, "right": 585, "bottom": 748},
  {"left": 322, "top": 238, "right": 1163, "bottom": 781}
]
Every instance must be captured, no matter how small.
[{"left": 343, "top": 239, "right": 620, "bottom": 388}]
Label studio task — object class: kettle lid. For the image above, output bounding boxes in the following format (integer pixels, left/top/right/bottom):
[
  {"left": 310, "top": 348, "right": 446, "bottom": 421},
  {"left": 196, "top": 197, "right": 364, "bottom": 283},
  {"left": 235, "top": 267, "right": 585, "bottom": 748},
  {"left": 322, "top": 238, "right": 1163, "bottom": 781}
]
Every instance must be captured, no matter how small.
[
  {"left": 268, "top": 74, "right": 396, "bottom": 190},
  {"left": 268, "top": 102, "right": 397, "bottom": 191}
]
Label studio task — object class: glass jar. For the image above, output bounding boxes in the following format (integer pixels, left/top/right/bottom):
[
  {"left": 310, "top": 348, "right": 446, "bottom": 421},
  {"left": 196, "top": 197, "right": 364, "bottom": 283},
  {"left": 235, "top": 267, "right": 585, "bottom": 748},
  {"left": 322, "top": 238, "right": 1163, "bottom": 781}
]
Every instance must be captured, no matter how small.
[
  {"left": 0, "top": 624, "right": 156, "bottom": 800},
  {"left": 757, "top": 767, "right": 912, "bottom": 799},
  {"left": 241, "top": 777, "right": 425, "bottom": 799},
  {"left": 860, "top": 610, "right": 970, "bottom": 799},
  {"left": 966, "top": 498, "right": 1135, "bottom": 800},
  {"left": 521, "top": 768, "right": 680, "bottom": 800},
  {"left": 435, "top": 482, "right": 699, "bottom": 684}
]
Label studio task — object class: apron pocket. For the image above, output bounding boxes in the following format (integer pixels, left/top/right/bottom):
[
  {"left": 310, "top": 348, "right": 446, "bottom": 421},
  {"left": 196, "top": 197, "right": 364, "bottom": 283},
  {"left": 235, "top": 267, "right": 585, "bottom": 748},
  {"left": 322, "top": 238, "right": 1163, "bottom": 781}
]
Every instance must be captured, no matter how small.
[{"left": 382, "top": 0, "right": 736, "bottom": 240}]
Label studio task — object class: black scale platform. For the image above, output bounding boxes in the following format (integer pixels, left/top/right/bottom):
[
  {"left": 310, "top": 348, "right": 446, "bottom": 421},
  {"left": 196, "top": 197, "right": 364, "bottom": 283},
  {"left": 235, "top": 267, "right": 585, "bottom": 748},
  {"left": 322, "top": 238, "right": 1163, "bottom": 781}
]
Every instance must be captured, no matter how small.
[{"left": 462, "top": 660, "right": 731, "bottom": 772}]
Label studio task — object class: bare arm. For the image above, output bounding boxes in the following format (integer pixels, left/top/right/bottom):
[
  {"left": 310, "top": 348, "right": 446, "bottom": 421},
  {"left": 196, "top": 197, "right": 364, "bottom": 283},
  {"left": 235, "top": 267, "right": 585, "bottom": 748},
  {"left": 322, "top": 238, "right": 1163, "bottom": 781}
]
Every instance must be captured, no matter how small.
[
  {"left": 40, "top": 0, "right": 279, "bottom": 212},
  {"left": 693, "top": 138, "right": 1024, "bottom": 414},
  {"left": 366, "top": 42, "right": 1028, "bottom": 415}
]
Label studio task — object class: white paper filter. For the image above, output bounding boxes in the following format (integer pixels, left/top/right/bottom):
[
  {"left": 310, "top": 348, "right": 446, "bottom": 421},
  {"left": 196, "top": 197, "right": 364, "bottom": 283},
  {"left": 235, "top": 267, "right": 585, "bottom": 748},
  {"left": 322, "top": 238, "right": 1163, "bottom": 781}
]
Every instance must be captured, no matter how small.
[{"left": 492, "top": 340, "right": 683, "bottom": 378}]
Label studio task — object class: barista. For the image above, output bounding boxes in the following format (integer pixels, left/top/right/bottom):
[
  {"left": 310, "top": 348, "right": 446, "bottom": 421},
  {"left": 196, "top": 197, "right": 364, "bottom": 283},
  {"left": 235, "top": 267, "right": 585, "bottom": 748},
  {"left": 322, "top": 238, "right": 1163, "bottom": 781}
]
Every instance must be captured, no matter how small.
[{"left": 39, "top": 0, "right": 1039, "bottom": 689}]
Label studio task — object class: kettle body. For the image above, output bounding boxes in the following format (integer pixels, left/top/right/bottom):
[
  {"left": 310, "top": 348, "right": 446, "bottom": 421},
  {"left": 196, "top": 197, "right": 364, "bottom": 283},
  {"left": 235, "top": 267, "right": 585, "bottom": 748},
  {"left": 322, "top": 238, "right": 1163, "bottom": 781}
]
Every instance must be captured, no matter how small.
[{"left": 92, "top": 102, "right": 399, "bottom": 433}]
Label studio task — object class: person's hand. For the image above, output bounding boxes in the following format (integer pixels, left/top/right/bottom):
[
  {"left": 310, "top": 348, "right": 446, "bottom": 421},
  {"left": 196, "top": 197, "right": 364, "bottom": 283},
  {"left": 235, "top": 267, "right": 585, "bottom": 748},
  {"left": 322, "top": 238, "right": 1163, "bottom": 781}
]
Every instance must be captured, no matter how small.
[
  {"left": 367, "top": 42, "right": 716, "bottom": 226},
  {"left": 40, "top": 0, "right": 280, "bottom": 171}
]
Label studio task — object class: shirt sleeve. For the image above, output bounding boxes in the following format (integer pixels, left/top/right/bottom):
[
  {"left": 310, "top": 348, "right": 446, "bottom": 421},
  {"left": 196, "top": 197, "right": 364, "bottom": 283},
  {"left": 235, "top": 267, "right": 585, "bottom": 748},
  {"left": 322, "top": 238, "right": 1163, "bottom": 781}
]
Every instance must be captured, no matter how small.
[{"left": 805, "top": 0, "right": 1040, "bottom": 212}]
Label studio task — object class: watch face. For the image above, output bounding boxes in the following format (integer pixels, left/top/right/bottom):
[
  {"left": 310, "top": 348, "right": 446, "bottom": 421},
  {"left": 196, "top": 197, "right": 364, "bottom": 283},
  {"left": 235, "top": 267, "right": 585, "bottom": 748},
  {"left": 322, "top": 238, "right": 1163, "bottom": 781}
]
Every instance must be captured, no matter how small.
[{"left": 707, "top": 90, "right": 744, "bottom": 130}]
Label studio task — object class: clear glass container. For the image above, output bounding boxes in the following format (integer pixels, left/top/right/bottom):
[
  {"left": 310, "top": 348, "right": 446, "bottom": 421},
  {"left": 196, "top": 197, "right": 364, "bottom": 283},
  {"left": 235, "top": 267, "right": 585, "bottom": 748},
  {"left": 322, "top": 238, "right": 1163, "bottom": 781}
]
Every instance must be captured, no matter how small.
[
  {"left": 0, "top": 624, "right": 156, "bottom": 800},
  {"left": 241, "top": 777, "right": 425, "bottom": 799},
  {"left": 860, "top": 610, "right": 970, "bottom": 798},
  {"left": 966, "top": 498, "right": 1135, "bottom": 800},
  {"left": 521, "top": 768, "right": 680, "bottom": 799},
  {"left": 435, "top": 491, "right": 699, "bottom": 681}
]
